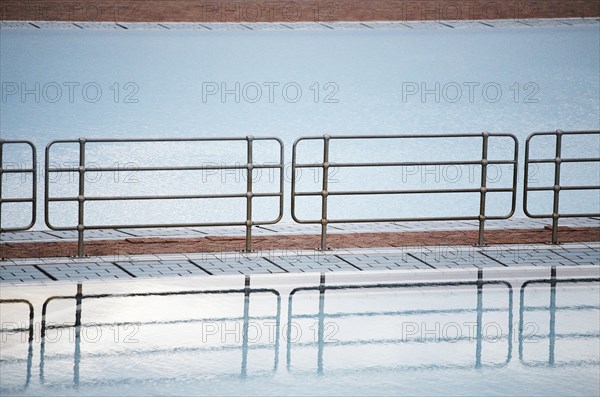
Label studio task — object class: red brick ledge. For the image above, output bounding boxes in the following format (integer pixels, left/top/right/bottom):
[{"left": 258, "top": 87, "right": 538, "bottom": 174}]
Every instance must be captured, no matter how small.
[
  {"left": 2, "top": 1, "right": 599, "bottom": 23},
  {"left": 1, "top": 227, "right": 598, "bottom": 259}
]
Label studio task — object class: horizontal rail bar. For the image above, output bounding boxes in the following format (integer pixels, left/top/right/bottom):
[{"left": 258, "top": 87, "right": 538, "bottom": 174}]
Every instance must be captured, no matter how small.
[
  {"left": 295, "top": 214, "right": 514, "bottom": 224},
  {"left": 47, "top": 192, "right": 282, "bottom": 202},
  {"left": 44, "top": 221, "right": 243, "bottom": 231},
  {"left": 294, "top": 133, "right": 517, "bottom": 140},
  {"left": 0, "top": 140, "right": 35, "bottom": 144},
  {"left": 527, "top": 158, "right": 599, "bottom": 164},
  {"left": 294, "top": 159, "right": 516, "bottom": 168},
  {"left": 0, "top": 198, "right": 35, "bottom": 203},
  {"left": 525, "top": 185, "right": 600, "bottom": 192},
  {"left": 524, "top": 130, "right": 600, "bottom": 137},
  {"left": 47, "top": 136, "right": 281, "bottom": 143},
  {"left": 47, "top": 164, "right": 283, "bottom": 172},
  {"left": 45, "top": 220, "right": 277, "bottom": 231},
  {"left": 295, "top": 187, "right": 514, "bottom": 196},
  {"left": 27, "top": 219, "right": 282, "bottom": 233},
  {"left": 519, "top": 212, "right": 600, "bottom": 219},
  {"left": 521, "top": 277, "right": 600, "bottom": 289},
  {"left": 40, "top": 314, "right": 280, "bottom": 330},
  {"left": 87, "top": 288, "right": 279, "bottom": 299},
  {"left": 47, "top": 217, "right": 280, "bottom": 232}
]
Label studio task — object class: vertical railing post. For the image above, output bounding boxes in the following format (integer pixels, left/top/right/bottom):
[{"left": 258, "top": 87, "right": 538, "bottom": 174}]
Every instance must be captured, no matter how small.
[
  {"left": 477, "top": 132, "right": 489, "bottom": 246},
  {"left": 551, "top": 130, "right": 563, "bottom": 244},
  {"left": 30, "top": 143, "right": 37, "bottom": 231},
  {"left": 77, "top": 138, "right": 86, "bottom": 257},
  {"left": 44, "top": 143, "right": 51, "bottom": 243},
  {"left": 320, "top": 135, "right": 330, "bottom": 250},
  {"left": 245, "top": 135, "right": 254, "bottom": 252}
]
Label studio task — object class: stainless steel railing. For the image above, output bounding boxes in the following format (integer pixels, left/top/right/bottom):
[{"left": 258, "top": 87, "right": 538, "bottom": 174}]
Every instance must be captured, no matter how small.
[
  {"left": 524, "top": 130, "right": 600, "bottom": 244},
  {"left": 44, "top": 136, "right": 284, "bottom": 256},
  {"left": 0, "top": 140, "right": 37, "bottom": 234},
  {"left": 3, "top": 131, "right": 598, "bottom": 254},
  {"left": 291, "top": 133, "right": 519, "bottom": 249}
]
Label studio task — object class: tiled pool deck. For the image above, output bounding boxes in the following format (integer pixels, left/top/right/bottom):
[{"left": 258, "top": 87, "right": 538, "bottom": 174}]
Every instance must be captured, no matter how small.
[
  {"left": 1, "top": 218, "right": 598, "bottom": 285},
  {"left": 1, "top": 18, "right": 599, "bottom": 31},
  {"left": 1, "top": 242, "right": 598, "bottom": 285}
]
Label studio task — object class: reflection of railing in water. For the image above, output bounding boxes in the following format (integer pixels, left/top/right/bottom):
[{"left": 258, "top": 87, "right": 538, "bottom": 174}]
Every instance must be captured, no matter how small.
[
  {"left": 518, "top": 266, "right": 600, "bottom": 367},
  {"left": 0, "top": 299, "right": 34, "bottom": 392},
  {"left": 286, "top": 269, "right": 514, "bottom": 373},
  {"left": 38, "top": 276, "right": 281, "bottom": 386},
  {"left": 2, "top": 270, "right": 600, "bottom": 389},
  {"left": 0, "top": 299, "right": 34, "bottom": 342},
  {"left": 44, "top": 136, "right": 285, "bottom": 256},
  {"left": 524, "top": 130, "right": 600, "bottom": 244},
  {"left": 0, "top": 140, "right": 37, "bottom": 234}
]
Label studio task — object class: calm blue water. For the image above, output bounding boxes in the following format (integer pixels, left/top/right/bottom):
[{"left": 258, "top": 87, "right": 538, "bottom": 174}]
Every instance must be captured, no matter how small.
[
  {"left": 1, "top": 269, "right": 599, "bottom": 396},
  {"left": 1, "top": 25, "right": 599, "bottom": 229}
]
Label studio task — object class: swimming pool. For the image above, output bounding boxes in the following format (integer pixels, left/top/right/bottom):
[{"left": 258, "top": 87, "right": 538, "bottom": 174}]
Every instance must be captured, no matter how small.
[
  {"left": 1, "top": 266, "right": 598, "bottom": 395},
  {"left": 1, "top": 22, "right": 599, "bottom": 229}
]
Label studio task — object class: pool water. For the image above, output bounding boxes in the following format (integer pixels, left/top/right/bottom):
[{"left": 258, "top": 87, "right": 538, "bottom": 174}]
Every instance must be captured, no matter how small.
[{"left": 1, "top": 266, "right": 599, "bottom": 396}]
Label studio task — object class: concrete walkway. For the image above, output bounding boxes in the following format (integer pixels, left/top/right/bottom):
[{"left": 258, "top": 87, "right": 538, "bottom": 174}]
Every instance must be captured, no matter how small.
[
  {"left": 1, "top": 241, "right": 598, "bottom": 285},
  {"left": 2, "top": 218, "right": 598, "bottom": 284}
]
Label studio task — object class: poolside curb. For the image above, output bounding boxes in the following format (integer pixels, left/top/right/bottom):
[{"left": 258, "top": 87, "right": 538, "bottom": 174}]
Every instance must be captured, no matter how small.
[{"left": 2, "top": 226, "right": 599, "bottom": 259}]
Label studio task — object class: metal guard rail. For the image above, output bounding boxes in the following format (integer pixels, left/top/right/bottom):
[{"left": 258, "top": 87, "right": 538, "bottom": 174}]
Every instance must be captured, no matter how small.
[
  {"left": 523, "top": 130, "right": 600, "bottom": 244},
  {"left": 45, "top": 136, "right": 284, "bottom": 256},
  {"left": 291, "top": 132, "right": 519, "bottom": 249},
  {"left": 0, "top": 140, "right": 37, "bottom": 233}
]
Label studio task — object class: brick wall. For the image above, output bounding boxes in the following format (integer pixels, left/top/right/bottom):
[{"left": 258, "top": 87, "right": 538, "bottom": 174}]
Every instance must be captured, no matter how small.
[{"left": 1, "top": 0, "right": 599, "bottom": 22}]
